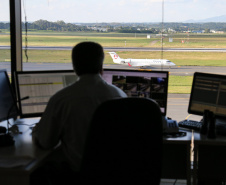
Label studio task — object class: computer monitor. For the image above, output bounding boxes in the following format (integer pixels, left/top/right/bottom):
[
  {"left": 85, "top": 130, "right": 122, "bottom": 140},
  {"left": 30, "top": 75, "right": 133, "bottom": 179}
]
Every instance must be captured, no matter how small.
[
  {"left": 15, "top": 70, "right": 77, "bottom": 118},
  {"left": 0, "top": 70, "right": 18, "bottom": 122},
  {"left": 188, "top": 72, "right": 226, "bottom": 118},
  {"left": 15, "top": 69, "right": 168, "bottom": 117},
  {"left": 103, "top": 69, "right": 169, "bottom": 116}
]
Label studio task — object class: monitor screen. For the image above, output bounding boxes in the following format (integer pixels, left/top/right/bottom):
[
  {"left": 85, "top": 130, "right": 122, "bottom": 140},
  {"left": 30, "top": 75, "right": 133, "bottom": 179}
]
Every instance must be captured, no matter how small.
[
  {"left": 188, "top": 72, "right": 226, "bottom": 118},
  {"left": 102, "top": 69, "right": 169, "bottom": 115},
  {"left": 0, "top": 70, "right": 18, "bottom": 122},
  {"left": 15, "top": 69, "right": 168, "bottom": 117},
  {"left": 15, "top": 70, "right": 77, "bottom": 118}
]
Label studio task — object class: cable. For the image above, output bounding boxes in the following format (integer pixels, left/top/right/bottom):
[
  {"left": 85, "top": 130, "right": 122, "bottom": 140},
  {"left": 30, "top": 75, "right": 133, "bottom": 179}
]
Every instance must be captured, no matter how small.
[
  {"left": 6, "top": 103, "right": 17, "bottom": 132},
  {"left": 173, "top": 179, "right": 177, "bottom": 185},
  {"left": 14, "top": 123, "right": 37, "bottom": 127},
  {"left": 6, "top": 96, "right": 30, "bottom": 129},
  {"left": 22, "top": 0, "right": 28, "bottom": 63}
]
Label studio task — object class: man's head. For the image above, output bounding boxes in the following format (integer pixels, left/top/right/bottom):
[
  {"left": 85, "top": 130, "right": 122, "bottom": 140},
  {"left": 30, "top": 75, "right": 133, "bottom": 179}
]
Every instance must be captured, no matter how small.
[{"left": 72, "top": 42, "right": 104, "bottom": 76}]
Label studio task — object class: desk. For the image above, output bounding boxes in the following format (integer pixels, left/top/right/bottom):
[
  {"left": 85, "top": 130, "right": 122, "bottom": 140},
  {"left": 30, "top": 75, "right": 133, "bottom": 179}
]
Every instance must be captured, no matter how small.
[
  {"left": 0, "top": 118, "right": 52, "bottom": 185},
  {"left": 162, "top": 130, "right": 192, "bottom": 185},
  {"left": 193, "top": 132, "right": 226, "bottom": 185},
  {"left": 0, "top": 120, "right": 193, "bottom": 185}
]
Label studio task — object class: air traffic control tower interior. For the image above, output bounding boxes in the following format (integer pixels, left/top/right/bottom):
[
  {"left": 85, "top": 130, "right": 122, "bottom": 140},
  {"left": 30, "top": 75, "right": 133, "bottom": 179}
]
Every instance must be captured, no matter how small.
[{"left": 2, "top": 1, "right": 226, "bottom": 185}]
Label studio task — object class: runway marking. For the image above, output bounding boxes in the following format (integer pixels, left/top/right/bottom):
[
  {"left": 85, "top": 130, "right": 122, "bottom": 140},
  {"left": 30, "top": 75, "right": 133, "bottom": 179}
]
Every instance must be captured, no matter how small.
[
  {"left": 168, "top": 104, "right": 188, "bottom": 105},
  {"left": 168, "top": 72, "right": 192, "bottom": 74},
  {"left": 168, "top": 98, "right": 189, "bottom": 99},
  {"left": 185, "top": 114, "right": 192, "bottom": 120}
]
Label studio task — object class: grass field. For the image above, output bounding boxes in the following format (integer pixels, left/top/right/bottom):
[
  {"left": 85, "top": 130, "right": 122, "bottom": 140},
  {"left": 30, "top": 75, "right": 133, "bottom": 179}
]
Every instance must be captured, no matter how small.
[
  {"left": 0, "top": 49, "right": 198, "bottom": 94},
  {"left": 1, "top": 49, "right": 226, "bottom": 66},
  {"left": 2, "top": 31, "right": 226, "bottom": 48},
  {"left": 168, "top": 76, "right": 193, "bottom": 94},
  {"left": 0, "top": 31, "right": 225, "bottom": 93}
]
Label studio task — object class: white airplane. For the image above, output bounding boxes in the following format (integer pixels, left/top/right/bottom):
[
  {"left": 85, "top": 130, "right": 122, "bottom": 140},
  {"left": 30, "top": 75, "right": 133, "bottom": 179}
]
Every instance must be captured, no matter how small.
[{"left": 108, "top": 52, "right": 176, "bottom": 68}]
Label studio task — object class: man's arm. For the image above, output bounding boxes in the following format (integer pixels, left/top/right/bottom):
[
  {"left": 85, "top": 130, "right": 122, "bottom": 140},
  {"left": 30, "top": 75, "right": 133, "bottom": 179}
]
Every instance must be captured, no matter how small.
[
  {"left": 32, "top": 123, "right": 44, "bottom": 148},
  {"left": 32, "top": 97, "right": 63, "bottom": 149}
]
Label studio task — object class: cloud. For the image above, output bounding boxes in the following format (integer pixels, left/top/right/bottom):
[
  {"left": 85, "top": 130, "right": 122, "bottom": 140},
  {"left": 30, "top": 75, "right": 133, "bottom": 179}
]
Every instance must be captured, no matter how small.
[
  {"left": 118, "top": 0, "right": 127, "bottom": 6},
  {"left": 0, "top": 1, "right": 10, "bottom": 21},
  {"left": 132, "top": 0, "right": 188, "bottom": 3},
  {"left": 17, "top": 0, "right": 226, "bottom": 22}
]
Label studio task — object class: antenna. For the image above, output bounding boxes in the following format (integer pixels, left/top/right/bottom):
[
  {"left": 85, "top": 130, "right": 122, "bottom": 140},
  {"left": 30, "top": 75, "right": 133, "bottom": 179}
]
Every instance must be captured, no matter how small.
[
  {"left": 161, "top": 0, "right": 164, "bottom": 70},
  {"left": 22, "top": 0, "right": 28, "bottom": 63}
]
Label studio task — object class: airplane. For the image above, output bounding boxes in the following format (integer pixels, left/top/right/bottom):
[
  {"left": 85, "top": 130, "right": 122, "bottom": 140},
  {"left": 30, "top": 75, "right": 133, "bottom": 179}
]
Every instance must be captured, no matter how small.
[{"left": 108, "top": 52, "right": 176, "bottom": 68}]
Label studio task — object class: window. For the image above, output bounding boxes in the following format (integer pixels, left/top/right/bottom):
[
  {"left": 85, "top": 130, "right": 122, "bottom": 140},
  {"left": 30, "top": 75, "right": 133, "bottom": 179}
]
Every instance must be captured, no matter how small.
[{"left": 0, "top": 1, "right": 10, "bottom": 72}]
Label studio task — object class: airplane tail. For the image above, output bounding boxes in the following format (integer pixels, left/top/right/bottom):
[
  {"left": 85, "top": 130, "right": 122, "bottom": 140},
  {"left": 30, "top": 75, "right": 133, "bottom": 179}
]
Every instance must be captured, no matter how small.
[{"left": 108, "top": 52, "right": 123, "bottom": 64}]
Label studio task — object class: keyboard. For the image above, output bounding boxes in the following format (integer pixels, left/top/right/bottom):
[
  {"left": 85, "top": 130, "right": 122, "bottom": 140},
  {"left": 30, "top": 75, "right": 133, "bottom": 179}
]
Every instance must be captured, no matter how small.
[{"left": 178, "top": 119, "right": 202, "bottom": 131}]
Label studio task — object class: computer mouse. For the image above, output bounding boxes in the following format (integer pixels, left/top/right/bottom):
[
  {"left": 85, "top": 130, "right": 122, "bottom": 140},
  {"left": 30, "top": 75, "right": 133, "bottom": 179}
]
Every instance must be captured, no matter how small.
[{"left": 0, "top": 126, "right": 7, "bottom": 134}]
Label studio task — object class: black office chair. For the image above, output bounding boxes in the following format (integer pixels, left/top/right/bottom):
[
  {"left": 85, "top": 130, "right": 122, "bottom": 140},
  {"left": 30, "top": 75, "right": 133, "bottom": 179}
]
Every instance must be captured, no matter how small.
[{"left": 80, "top": 97, "right": 163, "bottom": 185}]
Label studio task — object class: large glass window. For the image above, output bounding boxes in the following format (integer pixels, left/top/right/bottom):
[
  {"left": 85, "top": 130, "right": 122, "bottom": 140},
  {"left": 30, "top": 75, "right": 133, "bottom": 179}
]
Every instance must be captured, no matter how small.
[
  {"left": 19, "top": 0, "right": 226, "bottom": 117},
  {"left": 0, "top": 1, "right": 10, "bottom": 73},
  {"left": 19, "top": 0, "right": 226, "bottom": 71},
  {"left": 3, "top": 0, "right": 226, "bottom": 120}
]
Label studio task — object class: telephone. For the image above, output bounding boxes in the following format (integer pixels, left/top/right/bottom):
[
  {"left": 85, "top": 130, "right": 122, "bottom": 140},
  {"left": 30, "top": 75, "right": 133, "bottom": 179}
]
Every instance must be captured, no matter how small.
[{"left": 162, "top": 117, "right": 179, "bottom": 133}]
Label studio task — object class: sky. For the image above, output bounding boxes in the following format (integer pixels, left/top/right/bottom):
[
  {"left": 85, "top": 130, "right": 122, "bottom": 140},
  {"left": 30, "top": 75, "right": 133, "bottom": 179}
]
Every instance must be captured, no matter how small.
[{"left": 1, "top": 0, "right": 226, "bottom": 23}]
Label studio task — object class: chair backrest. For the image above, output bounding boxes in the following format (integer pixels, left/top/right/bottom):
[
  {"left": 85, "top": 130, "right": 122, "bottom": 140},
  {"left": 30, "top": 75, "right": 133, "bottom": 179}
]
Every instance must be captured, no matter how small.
[{"left": 80, "top": 97, "right": 163, "bottom": 185}]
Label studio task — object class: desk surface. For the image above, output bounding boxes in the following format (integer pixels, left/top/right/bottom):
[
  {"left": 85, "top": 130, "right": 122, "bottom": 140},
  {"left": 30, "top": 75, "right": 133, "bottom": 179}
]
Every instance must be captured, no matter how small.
[
  {"left": 0, "top": 118, "right": 193, "bottom": 185},
  {"left": 163, "top": 129, "right": 193, "bottom": 143},
  {"left": 0, "top": 119, "right": 193, "bottom": 169},
  {"left": 0, "top": 118, "right": 52, "bottom": 171}
]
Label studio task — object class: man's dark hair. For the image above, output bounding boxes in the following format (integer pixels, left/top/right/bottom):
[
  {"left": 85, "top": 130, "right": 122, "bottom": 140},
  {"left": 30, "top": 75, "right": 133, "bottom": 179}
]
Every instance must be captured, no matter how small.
[{"left": 72, "top": 42, "right": 104, "bottom": 76}]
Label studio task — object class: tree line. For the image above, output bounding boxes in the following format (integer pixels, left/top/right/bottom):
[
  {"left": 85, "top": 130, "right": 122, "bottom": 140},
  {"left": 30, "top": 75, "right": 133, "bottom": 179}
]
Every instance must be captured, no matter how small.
[{"left": 1, "top": 20, "right": 226, "bottom": 33}]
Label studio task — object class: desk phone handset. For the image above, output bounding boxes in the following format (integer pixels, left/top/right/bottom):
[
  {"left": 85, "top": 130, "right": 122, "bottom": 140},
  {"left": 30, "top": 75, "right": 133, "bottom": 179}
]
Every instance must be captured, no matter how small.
[
  {"left": 0, "top": 134, "right": 15, "bottom": 147},
  {"left": 163, "top": 117, "right": 179, "bottom": 133}
]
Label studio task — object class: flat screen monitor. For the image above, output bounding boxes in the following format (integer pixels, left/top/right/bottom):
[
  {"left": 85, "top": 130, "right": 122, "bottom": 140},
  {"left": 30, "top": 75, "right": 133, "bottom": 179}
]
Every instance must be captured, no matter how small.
[
  {"left": 15, "top": 69, "right": 168, "bottom": 117},
  {"left": 15, "top": 70, "right": 77, "bottom": 118},
  {"left": 188, "top": 72, "right": 226, "bottom": 118},
  {"left": 103, "top": 69, "right": 169, "bottom": 116},
  {"left": 0, "top": 70, "right": 18, "bottom": 122}
]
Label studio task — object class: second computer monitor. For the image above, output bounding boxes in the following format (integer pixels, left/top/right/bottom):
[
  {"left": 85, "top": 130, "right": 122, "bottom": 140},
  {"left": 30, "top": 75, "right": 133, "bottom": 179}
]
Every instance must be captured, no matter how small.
[
  {"left": 0, "top": 70, "right": 18, "bottom": 122},
  {"left": 102, "top": 69, "right": 169, "bottom": 116},
  {"left": 188, "top": 72, "right": 226, "bottom": 118}
]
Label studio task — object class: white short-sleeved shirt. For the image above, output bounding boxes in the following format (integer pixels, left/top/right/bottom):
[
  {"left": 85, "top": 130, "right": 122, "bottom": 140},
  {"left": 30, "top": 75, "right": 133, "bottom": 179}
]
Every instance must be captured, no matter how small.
[{"left": 34, "top": 74, "right": 127, "bottom": 171}]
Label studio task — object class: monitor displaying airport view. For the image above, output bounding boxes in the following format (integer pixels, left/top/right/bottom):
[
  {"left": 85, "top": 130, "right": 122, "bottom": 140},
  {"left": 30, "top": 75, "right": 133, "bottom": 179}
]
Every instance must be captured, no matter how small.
[
  {"left": 16, "top": 70, "right": 77, "bottom": 117},
  {"left": 0, "top": 70, "right": 18, "bottom": 122},
  {"left": 102, "top": 69, "right": 169, "bottom": 115},
  {"left": 188, "top": 72, "right": 226, "bottom": 118}
]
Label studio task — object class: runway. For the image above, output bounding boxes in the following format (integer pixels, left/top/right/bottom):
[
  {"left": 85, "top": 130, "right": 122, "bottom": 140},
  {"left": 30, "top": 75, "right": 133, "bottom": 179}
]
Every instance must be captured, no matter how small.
[
  {"left": 1, "top": 62, "right": 226, "bottom": 76},
  {"left": 105, "top": 64, "right": 226, "bottom": 76},
  {"left": 1, "top": 45, "right": 226, "bottom": 52}
]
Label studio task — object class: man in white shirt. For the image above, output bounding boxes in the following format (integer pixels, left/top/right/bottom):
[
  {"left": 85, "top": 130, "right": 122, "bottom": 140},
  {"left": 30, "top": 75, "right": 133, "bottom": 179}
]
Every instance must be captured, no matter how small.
[
  {"left": 32, "top": 42, "right": 127, "bottom": 184},
  {"left": 33, "top": 42, "right": 127, "bottom": 185}
]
